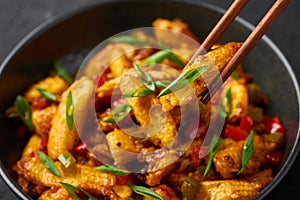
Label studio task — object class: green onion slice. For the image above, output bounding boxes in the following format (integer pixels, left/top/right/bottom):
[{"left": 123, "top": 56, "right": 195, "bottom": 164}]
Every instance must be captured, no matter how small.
[
  {"left": 237, "top": 130, "right": 254, "bottom": 175},
  {"left": 58, "top": 151, "right": 76, "bottom": 168},
  {"left": 95, "top": 164, "right": 130, "bottom": 176},
  {"left": 37, "top": 88, "right": 57, "bottom": 101},
  {"left": 60, "top": 182, "right": 97, "bottom": 200},
  {"left": 141, "top": 49, "right": 185, "bottom": 68},
  {"left": 66, "top": 91, "right": 74, "bottom": 130},
  {"left": 15, "top": 95, "right": 33, "bottom": 130},
  {"left": 157, "top": 66, "right": 210, "bottom": 97},
  {"left": 37, "top": 150, "right": 61, "bottom": 177},
  {"left": 231, "top": 71, "right": 239, "bottom": 80},
  {"left": 204, "top": 135, "right": 222, "bottom": 176},
  {"left": 129, "top": 185, "right": 163, "bottom": 200},
  {"left": 133, "top": 63, "right": 156, "bottom": 91},
  {"left": 54, "top": 62, "right": 72, "bottom": 84},
  {"left": 108, "top": 35, "right": 151, "bottom": 46},
  {"left": 122, "top": 88, "right": 153, "bottom": 98},
  {"left": 102, "top": 104, "right": 132, "bottom": 123}
]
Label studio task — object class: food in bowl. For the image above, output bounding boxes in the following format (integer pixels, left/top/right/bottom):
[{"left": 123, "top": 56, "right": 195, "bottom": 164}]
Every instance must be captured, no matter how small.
[{"left": 6, "top": 18, "right": 287, "bottom": 200}]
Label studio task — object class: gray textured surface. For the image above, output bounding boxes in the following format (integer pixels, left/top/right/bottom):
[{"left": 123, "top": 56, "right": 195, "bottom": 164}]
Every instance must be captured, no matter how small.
[{"left": 0, "top": 0, "right": 299, "bottom": 199}]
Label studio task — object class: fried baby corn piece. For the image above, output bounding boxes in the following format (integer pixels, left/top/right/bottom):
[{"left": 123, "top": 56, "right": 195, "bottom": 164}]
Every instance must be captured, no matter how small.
[
  {"left": 24, "top": 75, "right": 69, "bottom": 102},
  {"left": 47, "top": 77, "right": 94, "bottom": 160},
  {"left": 213, "top": 135, "right": 267, "bottom": 179},
  {"left": 195, "top": 180, "right": 260, "bottom": 200},
  {"left": 13, "top": 157, "right": 116, "bottom": 197},
  {"left": 38, "top": 187, "right": 72, "bottom": 200},
  {"left": 21, "top": 134, "right": 42, "bottom": 158},
  {"left": 32, "top": 105, "right": 57, "bottom": 138},
  {"left": 106, "top": 129, "right": 143, "bottom": 166},
  {"left": 159, "top": 42, "right": 242, "bottom": 112}
]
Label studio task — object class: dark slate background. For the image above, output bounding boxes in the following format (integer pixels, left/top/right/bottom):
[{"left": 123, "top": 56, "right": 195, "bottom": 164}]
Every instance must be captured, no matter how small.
[{"left": 0, "top": 0, "right": 299, "bottom": 199}]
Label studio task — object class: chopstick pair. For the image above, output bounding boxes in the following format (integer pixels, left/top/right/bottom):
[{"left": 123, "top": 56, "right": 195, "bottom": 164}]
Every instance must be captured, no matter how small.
[{"left": 192, "top": 0, "right": 291, "bottom": 104}]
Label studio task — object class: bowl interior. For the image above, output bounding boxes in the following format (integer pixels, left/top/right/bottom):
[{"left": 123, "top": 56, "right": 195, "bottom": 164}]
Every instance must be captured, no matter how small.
[{"left": 0, "top": 0, "right": 299, "bottom": 199}]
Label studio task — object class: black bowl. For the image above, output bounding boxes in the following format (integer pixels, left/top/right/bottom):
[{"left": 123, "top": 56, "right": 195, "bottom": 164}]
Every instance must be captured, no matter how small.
[{"left": 1, "top": 0, "right": 299, "bottom": 199}]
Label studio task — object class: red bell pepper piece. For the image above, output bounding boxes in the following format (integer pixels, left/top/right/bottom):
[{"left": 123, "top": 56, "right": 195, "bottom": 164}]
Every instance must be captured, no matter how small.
[
  {"left": 239, "top": 116, "right": 254, "bottom": 133},
  {"left": 263, "top": 116, "right": 286, "bottom": 134},
  {"left": 73, "top": 142, "right": 87, "bottom": 154},
  {"left": 31, "top": 97, "right": 50, "bottom": 109},
  {"left": 191, "top": 145, "right": 202, "bottom": 167},
  {"left": 266, "top": 150, "right": 283, "bottom": 165},
  {"left": 116, "top": 174, "right": 129, "bottom": 185},
  {"left": 224, "top": 125, "right": 248, "bottom": 141}
]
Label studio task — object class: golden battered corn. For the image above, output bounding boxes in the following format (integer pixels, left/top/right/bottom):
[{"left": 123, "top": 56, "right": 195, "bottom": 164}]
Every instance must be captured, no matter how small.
[
  {"left": 159, "top": 42, "right": 242, "bottom": 112},
  {"left": 32, "top": 105, "right": 57, "bottom": 138},
  {"left": 47, "top": 77, "right": 93, "bottom": 160},
  {"left": 24, "top": 75, "right": 68, "bottom": 102},
  {"left": 21, "top": 134, "right": 42, "bottom": 159},
  {"left": 13, "top": 157, "right": 116, "bottom": 194},
  {"left": 195, "top": 180, "right": 260, "bottom": 200}
]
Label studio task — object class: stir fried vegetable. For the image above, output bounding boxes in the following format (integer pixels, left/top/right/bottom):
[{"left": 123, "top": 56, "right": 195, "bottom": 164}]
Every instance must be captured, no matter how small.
[{"left": 8, "top": 18, "right": 286, "bottom": 200}]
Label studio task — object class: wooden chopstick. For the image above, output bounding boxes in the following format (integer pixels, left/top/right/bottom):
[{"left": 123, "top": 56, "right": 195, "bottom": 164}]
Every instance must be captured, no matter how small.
[
  {"left": 188, "top": 0, "right": 249, "bottom": 65},
  {"left": 200, "top": 0, "right": 291, "bottom": 104}
]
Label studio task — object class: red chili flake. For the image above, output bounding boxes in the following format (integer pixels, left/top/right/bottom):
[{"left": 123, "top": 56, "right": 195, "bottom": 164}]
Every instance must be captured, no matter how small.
[
  {"left": 16, "top": 124, "right": 29, "bottom": 139},
  {"left": 266, "top": 150, "right": 283, "bottom": 165},
  {"left": 39, "top": 138, "right": 48, "bottom": 154},
  {"left": 116, "top": 174, "right": 129, "bottom": 185},
  {"left": 31, "top": 98, "right": 50, "bottom": 109},
  {"left": 93, "top": 68, "right": 109, "bottom": 88},
  {"left": 158, "top": 184, "right": 176, "bottom": 198},
  {"left": 191, "top": 145, "right": 202, "bottom": 167},
  {"left": 73, "top": 142, "right": 87, "bottom": 154}
]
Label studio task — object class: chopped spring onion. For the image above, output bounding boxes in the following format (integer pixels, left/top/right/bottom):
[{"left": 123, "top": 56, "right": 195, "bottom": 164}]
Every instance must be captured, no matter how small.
[
  {"left": 133, "top": 63, "right": 156, "bottom": 91},
  {"left": 219, "top": 88, "right": 232, "bottom": 118},
  {"left": 129, "top": 185, "right": 163, "bottom": 200},
  {"left": 157, "top": 66, "right": 210, "bottom": 97},
  {"left": 54, "top": 62, "right": 72, "bottom": 84},
  {"left": 95, "top": 164, "right": 130, "bottom": 176},
  {"left": 102, "top": 104, "right": 132, "bottom": 123},
  {"left": 237, "top": 130, "right": 254, "bottom": 175},
  {"left": 37, "top": 150, "right": 61, "bottom": 177},
  {"left": 122, "top": 88, "right": 154, "bottom": 98},
  {"left": 15, "top": 95, "right": 33, "bottom": 130},
  {"left": 203, "top": 135, "right": 222, "bottom": 176},
  {"left": 37, "top": 88, "right": 57, "bottom": 101},
  {"left": 66, "top": 91, "right": 74, "bottom": 130},
  {"left": 60, "top": 182, "right": 97, "bottom": 200},
  {"left": 141, "top": 49, "right": 185, "bottom": 68},
  {"left": 108, "top": 35, "right": 151, "bottom": 46},
  {"left": 58, "top": 151, "right": 76, "bottom": 168}
]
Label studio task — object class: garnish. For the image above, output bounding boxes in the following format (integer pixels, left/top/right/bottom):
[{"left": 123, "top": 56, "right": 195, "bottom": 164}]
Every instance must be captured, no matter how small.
[
  {"left": 133, "top": 63, "right": 156, "bottom": 91},
  {"left": 66, "top": 91, "right": 74, "bottom": 130},
  {"left": 108, "top": 35, "right": 151, "bottom": 46},
  {"left": 54, "top": 62, "right": 72, "bottom": 84},
  {"left": 58, "top": 151, "right": 76, "bottom": 168},
  {"left": 15, "top": 95, "right": 33, "bottom": 130},
  {"left": 157, "top": 66, "right": 210, "bottom": 97},
  {"left": 219, "top": 88, "right": 232, "bottom": 118},
  {"left": 122, "top": 88, "right": 154, "bottom": 98},
  {"left": 60, "top": 182, "right": 97, "bottom": 200},
  {"left": 129, "top": 185, "right": 163, "bottom": 200},
  {"left": 204, "top": 135, "right": 222, "bottom": 176},
  {"left": 95, "top": 164, "right": 130, "bottom": 176},
  {"left": 141, "top": 49, "right": 185, "bottom": 68},
  {"left": 231, "top": 71, "right": 239, "bottom": 80},
  {"left": 37, "top": 88, "right": 57, "bottom": 101},
  {"left": 237, "top": 130, "right": 254, "bottom": 175},
  {"left": 103, "top": 104, "right": 132, "bottom": 123},
  {"left": 37, "top": 150, "right": 61, "bottom": 177}
]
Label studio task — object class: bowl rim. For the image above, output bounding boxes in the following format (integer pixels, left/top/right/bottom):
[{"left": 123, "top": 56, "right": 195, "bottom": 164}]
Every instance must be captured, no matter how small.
[{"left": 1, "top": 0, "right": 300, "bottom": 199}]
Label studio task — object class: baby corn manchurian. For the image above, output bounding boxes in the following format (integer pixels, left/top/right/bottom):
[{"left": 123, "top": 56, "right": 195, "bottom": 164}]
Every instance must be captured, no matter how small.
[
  {"left": 9, "top": 18, "right": 286, "bottom": 200},
  {"left": 159, "top": 42, "right": 243, "bottom": 112},
  {"left": 48, "top": 77, "right": 94, "bottom": 160},
  {"left": 13, "top": 157, "right": 117, "bottom": 199}
]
